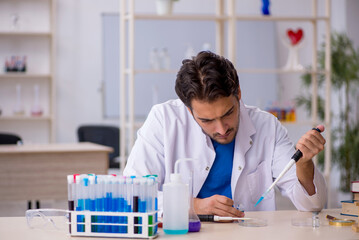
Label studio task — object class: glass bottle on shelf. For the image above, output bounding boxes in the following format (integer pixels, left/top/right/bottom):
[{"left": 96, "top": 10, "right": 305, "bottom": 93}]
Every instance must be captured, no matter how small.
[
  {"left": 13, "top": 84, "right": 25, "bottom": 116},
  {"left": 201, "top": 42, "right": 211, "bottom": 51},
  {"left": 10, "top": 13, "right": 20, "bottom": 31},
  {"left": 149, "top": 48, "right": 160, "bottom": 70},
  {"left": 31, "top": 84, "right": 43, "bottom": 117},
  {"left": 184, "top": 45, "right": 196, "bottom": 60},
  {"left": 159, "top": 47, "right": 170, "bottom": 70}
]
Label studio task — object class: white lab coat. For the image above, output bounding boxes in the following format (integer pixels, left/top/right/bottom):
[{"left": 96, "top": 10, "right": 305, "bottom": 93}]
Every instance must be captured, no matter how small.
[{"left": 124, "top": 99, "right": 327, "bottom": 213}]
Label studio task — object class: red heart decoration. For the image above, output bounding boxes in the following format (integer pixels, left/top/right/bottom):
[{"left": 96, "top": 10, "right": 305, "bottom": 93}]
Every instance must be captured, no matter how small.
[{"left": 287, "top": 28, "right": 303, "bottom": 45}]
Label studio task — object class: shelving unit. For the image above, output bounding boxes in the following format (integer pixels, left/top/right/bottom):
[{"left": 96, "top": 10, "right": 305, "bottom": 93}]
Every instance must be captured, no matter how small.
[
  {"left": 119, "top": 0, "right": 331, "bottom": 187},
  {"left": 0, "top": 73, "right": 52, "bottom": 79},
  {"left": 0, "top": 32, "right": 52, "bottom": 37},
  {"left": 0, "top": 0, "right": 56, "bottom": 143}
]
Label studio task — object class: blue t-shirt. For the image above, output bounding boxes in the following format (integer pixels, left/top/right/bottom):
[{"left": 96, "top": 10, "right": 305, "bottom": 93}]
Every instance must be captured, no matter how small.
[{"left": 197, "top": 138, "right": 235, "bottom": 199}]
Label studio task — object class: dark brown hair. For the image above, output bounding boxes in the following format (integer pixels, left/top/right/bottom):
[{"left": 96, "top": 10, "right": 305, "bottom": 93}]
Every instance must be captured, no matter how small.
[{"left": 175, "top": 51, "right": 239, "bottom": 108}]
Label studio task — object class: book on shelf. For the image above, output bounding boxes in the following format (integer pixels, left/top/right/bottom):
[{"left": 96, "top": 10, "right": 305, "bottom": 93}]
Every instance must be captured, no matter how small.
[
  {"left": 352, "top": 180, "right": 359, "bottom": 193},
  {"left": 341, "top": 200, "right": 359, "bottom": 217},
  {"left": 354, "top": 192, "right": 359, "bottom": 201}
]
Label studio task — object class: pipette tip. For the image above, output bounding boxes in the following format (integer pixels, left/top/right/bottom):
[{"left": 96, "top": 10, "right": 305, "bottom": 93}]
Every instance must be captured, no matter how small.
[{"left": 254, "top": 196, "right": 264, "bottom": 207}]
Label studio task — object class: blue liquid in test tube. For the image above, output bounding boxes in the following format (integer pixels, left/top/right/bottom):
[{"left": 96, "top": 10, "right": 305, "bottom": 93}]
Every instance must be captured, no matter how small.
[
  {"left": 88, "top": 175, "right": 96, "bottom": 232},
  {"left": 104, "top": 176, "right": 113, "bottom": 233},
  {"left": 83, "top": 177, "right": 90, "bottom": 213},
  {"left": 83, "top": 176, "right": 91, "bottom": 233},
  {"left": 138, "top": 178, "right": 147, "bottom": 234},
  {"left": 146, "top": 177, "right": 155, "bottom": 236},
  {"left": 133, "top": 178, "right": 140, "bottom": 234},
  {"left": 151, "top": 176, "right": 159, "bottom": 236},
  {"left": 112, "top": 177, "right": 120, "bottom": 233},
  {"left": 119, "top": 177, "right": 126, "bottom": 233},
  {"left": 124, "top": 177, "right": 133, "bottom": 234},
  {"left": 96, "top": 176, "right": 105, "bottom": 233},
  {"left": 75, "top": 175, "right": 85, "bottom": 233}
]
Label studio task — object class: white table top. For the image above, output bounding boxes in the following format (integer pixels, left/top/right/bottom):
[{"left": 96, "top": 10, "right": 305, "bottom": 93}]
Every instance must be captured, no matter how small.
[{"left": 0, "top": 209, "right": 358, "bottom": 240}]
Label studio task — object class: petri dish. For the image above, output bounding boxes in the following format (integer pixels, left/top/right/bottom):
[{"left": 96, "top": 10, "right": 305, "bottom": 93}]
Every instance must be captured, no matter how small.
[
  {"left": 291, "top": 217, "right": 313, "bottom": 227},
  {"left": 237, "top": 218, "right": 268, "bottom": 227},
  {"left": 291, "top": 217, "right": 321, "bottom": 227}
]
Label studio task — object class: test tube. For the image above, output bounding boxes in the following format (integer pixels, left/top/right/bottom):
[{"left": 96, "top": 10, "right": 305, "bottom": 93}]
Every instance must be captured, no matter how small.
[
  {"left": 147, "top": 177, "right": 155, "bottom": 213},
  {"left": 88, "top": 175, "right": 96, "bottom": 232},
  {"left": 103, "top": 176, "right": 109, "bottom": 232},
  {"left": 75, "top": 175, "right": 85, "bottom": 232},
  {"left": 139, "top": 178, "right": 147, "bottom": 214},
  {"left": 125, "top": 177, "right": 133, "bottom": 213},
  {"left": 83, "top": 177, "right": 90, "bottom": 211},
  {"left": 119, "top": 176, "right": 126, "bottom": 233},
  {"left": 105, "top": 175, "right": 115, "bottom": 232},
  {"left": 67, "top": 175, "right": 75, "bottom": 234},
  {"left": 125, "top": 177, "right": 133, "bottom": 234},
  {"left": 83, "top": 176, "right": 91, "bottom": 233},
  {"left": 138, "top": 178, "right": 147, "bottom": 234},
  {"left": 73, "top": 174, "right": 80, "bottom": 210},
  {"left": 67, "top": 175, "right": 75, "bottom": 211},
  {"left": 133, "top": 178, "right": 140, "bottom": 234},
  {"left": 89, "top": 175, "right": 96, "bottom": 211},
  {"left": 112, "top": 177, "right": 120, "bottom": 233},
  {"left": 96, "top": 176, "right": 105, "bottom": 233},
  {"left": 146, "top": 177, "right": 155, "bottom": 236},
  {"left": 153, "top": 176, "right": 159, "bottom": 235}
]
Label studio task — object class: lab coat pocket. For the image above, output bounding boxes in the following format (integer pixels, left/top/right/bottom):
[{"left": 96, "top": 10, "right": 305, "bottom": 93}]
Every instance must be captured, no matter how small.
[{"left": 247, "top": 161, "right": 274, "bottom": 203}]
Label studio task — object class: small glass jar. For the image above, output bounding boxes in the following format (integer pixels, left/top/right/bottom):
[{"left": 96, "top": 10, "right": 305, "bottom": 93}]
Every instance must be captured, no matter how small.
[{"left": 312, "top": 211, "right": 320, "bottom": 228}]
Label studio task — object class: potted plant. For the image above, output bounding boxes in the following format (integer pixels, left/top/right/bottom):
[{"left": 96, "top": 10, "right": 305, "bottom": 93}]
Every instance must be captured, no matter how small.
[
  {"left": 156, "top": 0, "right": 179, "bottom": 15},
  {"left": 296, "top": 32, "right": 359, "bottom": 192}
]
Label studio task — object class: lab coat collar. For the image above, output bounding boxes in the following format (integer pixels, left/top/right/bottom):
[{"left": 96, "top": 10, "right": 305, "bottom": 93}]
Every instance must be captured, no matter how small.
[
  {"left": 231, "top": 100, "right": 256, "bottom": 198},
  {"left": 239, "top": 100, "right": 257, "bottom": 138}
]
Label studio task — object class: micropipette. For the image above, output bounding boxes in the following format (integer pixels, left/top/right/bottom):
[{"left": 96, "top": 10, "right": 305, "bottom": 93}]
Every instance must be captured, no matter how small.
[
  {"left": 254, "top": 128, "right": 321, "bottom": 207},
  {"left": 198, "top": 215, "right": 251, "bottom": 222}
]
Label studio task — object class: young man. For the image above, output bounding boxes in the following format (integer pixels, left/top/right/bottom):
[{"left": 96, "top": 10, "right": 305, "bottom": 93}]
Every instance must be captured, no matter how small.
[{"left": 124, "top": 51, "right": 327, "bottom": 217}]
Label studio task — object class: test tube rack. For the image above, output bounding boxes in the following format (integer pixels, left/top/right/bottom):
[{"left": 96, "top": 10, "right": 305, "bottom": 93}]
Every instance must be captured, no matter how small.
[{"left": 70, "top": 210, "right": 158, "bottom": 239}]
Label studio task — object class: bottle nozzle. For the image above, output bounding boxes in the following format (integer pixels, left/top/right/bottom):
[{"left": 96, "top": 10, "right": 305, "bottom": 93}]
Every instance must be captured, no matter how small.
[
  {"left": 170, "top": 173, "right": 182, "bottom": 182},
  {"left": 174, "top": 158, "right": 195, "bottom": 174}
]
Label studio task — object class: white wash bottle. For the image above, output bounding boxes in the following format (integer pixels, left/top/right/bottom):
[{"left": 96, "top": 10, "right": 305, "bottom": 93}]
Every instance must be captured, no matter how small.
[{"left": 163, "top": 159, "right": 189, "bottom": 234}]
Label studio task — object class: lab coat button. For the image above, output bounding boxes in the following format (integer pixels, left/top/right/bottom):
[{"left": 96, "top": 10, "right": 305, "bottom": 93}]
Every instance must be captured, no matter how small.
[
  {"left": 238, "top": 166, "right": 242, "bottom": 171},
  {"left": 250, "top": 140, "right": 253, "bottom": 145},
  {"left": 205, "top": 166, "right": 210, "bottom": 171}
]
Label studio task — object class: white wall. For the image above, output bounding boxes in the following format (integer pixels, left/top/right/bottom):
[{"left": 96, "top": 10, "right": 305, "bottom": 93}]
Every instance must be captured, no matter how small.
[
  {"left": 56, "top": 0, "right": 119, "bottom": 143},
  {"left": 55, "top": 0, "right": 279, "bottom": 143}
]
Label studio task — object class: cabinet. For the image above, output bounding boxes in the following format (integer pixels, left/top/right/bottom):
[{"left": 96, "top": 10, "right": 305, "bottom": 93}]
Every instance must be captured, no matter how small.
[
  {"left": 119, "top": 0, "right": 331, "bottom": 185},
  {"left": 0, "top": 0, "right": 56, "bottom": 143}
]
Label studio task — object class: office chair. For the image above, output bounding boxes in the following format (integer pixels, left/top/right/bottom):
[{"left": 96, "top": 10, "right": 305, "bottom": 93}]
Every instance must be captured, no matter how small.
[
  {"left": 0, "top": 133, "right": 22, "bottom": 145},
  {"left": 77, "top": 125, "right": 120, "bottom": 168}
]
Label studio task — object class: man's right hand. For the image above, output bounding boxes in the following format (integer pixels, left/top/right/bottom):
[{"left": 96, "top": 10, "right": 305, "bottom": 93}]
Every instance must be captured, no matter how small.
[{"left": 193, "top": 195, "right": 244, "bottom": 217}]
